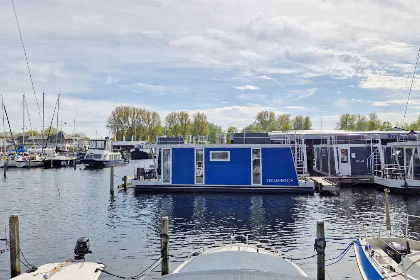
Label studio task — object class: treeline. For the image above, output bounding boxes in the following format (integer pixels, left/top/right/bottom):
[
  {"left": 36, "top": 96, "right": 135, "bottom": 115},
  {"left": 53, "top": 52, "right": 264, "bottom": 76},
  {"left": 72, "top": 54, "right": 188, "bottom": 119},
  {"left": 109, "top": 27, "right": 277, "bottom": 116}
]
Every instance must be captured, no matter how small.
[
  {"left": 336, "top": 113, "right": 396, "bottom": 131},
  {"left": 243, "top": 111, "right": 312, "bottom": 132},
  {"left": 106, "top": 106, "right": 225, "bottom": 143}
]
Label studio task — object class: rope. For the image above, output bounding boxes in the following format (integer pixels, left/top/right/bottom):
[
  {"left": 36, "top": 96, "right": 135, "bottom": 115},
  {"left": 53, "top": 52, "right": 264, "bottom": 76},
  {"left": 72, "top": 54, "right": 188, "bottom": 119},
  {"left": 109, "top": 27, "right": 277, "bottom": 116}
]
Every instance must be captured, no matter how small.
[
  {"left": 96, "top": 257, "right": 163, "bottom": 279},
  {"left": 1, "top": 238, "right": 38, "bottom": 272},
  {"left": 403, "top": 48, "right": 420, "bottom": 126},
  {"left": 11, "top": 0, "right": 43, "bottom": 125}
]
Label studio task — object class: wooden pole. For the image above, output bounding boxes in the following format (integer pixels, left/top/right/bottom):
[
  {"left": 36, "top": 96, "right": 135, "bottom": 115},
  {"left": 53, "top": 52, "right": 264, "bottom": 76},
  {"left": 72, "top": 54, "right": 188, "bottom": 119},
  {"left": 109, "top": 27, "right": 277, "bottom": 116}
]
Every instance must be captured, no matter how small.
[
  {"left": 110, "top": 166, "right": 114, "bottom": 195},
  {"left": 161, "top": 216, "right": 169, "bottom": 276},
  {"left": 123, "top": 176, "right": 127, "bottom": 191},
  {"left": 9, "top": 215, "right": 21, "bottom": 278},
  {"left": 28, "top": 159, "right": 31, "bottom": 169},
  {"left": 73, "top": 159, "right": 76, "bottom": 170},
  {"left": 4, "top": 158, "right": 8, "bottom": 178},
  {"left": 316, "top": 221, "right": 325, "bottom": 280},
  {"left": 385, "top": 188, "right": 391, "bottom": 235}
]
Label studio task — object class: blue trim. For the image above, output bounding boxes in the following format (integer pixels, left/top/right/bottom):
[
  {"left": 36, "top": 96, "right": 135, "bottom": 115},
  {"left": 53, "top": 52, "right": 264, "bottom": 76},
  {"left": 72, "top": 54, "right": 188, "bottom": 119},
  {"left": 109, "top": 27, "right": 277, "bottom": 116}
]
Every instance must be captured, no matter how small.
[
  {"left": 355, "top": 239, "right": 383, "bottom": 280},
  {"left": 172, "top": 148, "right": 195, "bottom": 184}
]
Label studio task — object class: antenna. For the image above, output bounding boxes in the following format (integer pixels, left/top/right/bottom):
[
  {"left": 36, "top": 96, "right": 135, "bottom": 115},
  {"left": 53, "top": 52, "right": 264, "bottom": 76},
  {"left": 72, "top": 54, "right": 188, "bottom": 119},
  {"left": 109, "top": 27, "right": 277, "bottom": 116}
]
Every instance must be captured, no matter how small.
[{"left": 402, "top": 48, "right": 420, "bottom": 126}]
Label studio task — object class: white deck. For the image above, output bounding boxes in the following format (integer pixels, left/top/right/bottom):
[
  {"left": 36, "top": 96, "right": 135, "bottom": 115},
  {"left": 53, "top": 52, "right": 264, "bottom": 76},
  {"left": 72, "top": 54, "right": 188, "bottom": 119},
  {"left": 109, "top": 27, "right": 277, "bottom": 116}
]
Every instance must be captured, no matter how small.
[
  {"left": 10, "top": 261, "right": 105, "bottom": 280},
  {"left": 374, "top": 176, "right": 420, "bottom": 189}
]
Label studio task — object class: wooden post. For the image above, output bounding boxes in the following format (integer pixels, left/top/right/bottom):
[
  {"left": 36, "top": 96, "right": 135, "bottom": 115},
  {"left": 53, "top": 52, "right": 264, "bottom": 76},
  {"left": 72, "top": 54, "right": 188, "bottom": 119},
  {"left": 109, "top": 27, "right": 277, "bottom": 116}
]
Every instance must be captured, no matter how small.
[
  {"left": 9, "top": 215, "right": 21, "bottom": 278},
  {"left": 73, "top": 159, "right": 76, "bottom": 170},
  {"left": 28, "top": 159, "right": 31, "bottom": 169},
  {"left": 316, "top": 221, "right": 325, "bottom": 280},
  {"left": 161, "top": 216, "right": 169, "bottom": 276},
  {"left": 4, "top": 159, "right": 8, "bottom": 178},
  {"left": 123, "top": 176, "right": 127, "bottom": 191},
  {"left": 110, "top": 166, "right": 114, "bottom": 195}
]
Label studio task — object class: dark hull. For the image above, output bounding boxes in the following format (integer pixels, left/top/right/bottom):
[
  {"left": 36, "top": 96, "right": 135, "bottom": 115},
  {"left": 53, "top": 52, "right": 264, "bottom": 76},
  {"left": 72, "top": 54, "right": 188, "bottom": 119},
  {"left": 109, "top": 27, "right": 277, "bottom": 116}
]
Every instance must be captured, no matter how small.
[
  {"left": 82, "top": 159, "right": 124, "bottom": 169},
  {"left": 44, "top": 159, "right": 74, "bottom": 169},
  {"left": 130, "top": 150, "right": 152, "bottom": 160}
]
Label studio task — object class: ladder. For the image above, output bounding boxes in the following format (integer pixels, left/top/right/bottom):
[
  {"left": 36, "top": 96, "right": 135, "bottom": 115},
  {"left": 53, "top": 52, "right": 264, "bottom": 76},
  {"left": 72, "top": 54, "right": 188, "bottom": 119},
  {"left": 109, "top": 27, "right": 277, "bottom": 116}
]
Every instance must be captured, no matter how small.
[{"left": 291, "top": 134, "right": 308, "bottom": 177}]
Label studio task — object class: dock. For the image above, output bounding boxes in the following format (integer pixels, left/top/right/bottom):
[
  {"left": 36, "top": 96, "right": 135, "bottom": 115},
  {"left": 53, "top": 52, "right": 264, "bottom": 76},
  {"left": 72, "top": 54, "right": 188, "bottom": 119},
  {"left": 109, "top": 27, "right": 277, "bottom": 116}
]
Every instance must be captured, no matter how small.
[{"left": 310, "top": 177, "right": 340, "bottom": 195}]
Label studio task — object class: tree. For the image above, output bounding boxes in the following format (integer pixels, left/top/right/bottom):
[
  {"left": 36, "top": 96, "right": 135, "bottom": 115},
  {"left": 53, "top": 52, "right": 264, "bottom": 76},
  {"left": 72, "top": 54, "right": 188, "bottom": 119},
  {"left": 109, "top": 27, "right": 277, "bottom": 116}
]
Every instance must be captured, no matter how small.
[
  {"left": 144, "top": 111, "right": 162, "bottom": 141},
  {"left": 406, "top": 115, "right": 420, "bottom": 131},
  {"left": 336, "top": 114, "right": 356, "bottom": 130},
  {"left": 256, "top": 111, "right": 277, "bottom": 132},
  {"left": 303, "top": 116, "right": 312, "bottom": 130},
  {"left": 380, "top": 121, "right": 393, "bottom": 131},
  {"left": 192, "top": 112, "right": 210, "bottom": 137},
  {"left": 45, "top": 126, "right": 59, "bottom": 136},
  {"left": 367, "top": 113, "right": 381, "bottom": 131},
  {"left": 355, "top": 115, "right": 367, "bottom": 131},
  {"left": 178, "top": 111, "right": 191, "bottom": 138},
  {"left": 208, "top": 123, "right": 223, "bottom": 143},
  {"left": 277, "top": 114, "right": 292, "bottom": 131},
  {"left": 165, "top": 112, "right": 180, "bottom": 136},
  {"left": 226, "top": 126, "right": 238, "bottom": 142},
  {"left": 292, "top": 115, "right": 305, "bottom": 130}
]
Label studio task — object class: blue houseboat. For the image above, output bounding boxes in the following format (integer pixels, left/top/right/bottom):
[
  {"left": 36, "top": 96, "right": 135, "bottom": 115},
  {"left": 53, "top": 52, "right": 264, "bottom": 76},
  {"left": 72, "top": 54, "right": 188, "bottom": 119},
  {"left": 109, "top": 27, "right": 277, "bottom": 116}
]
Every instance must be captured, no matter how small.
[{"left": 131, "top": 144, "right": 314, "bottom": 193}]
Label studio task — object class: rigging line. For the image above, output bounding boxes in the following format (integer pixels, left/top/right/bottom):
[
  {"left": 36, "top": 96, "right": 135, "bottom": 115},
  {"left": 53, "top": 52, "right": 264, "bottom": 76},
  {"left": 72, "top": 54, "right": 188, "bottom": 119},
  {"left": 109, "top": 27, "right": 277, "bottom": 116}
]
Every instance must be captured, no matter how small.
[
  {"left": 24, "top": 96, "right": 34, "bottom": 136},
  {"left": 3, "top": 101, "right": 17, "bottom": 151},
  {"left": 403, "top": 48, "right": 420, "bottom": 126},
  {"left": 44, "top": 95, "right": 59, "bottom": 148},
  {"left": 11, "top": 0, "right": 43, "bottom": 124}
]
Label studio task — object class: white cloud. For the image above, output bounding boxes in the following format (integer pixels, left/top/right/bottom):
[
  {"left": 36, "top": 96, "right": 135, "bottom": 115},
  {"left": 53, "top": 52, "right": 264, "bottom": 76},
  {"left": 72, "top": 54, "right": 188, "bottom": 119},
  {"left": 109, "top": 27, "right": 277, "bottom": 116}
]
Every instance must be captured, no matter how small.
[
  {"left": 235, "top": 85, "right": 259, "bottom": 90},
  {"left": 255, "top": 75, "right": 276, "bottom": 81},
  {"left": 286, "top": 88, "right": 317, "bottom": 99},
  {"left": 133, "top": 83, "right": 187, "bottom": 93},
  {"left": 359, "top": 74, "right": 420, "bottom": 90},
  {"left": 284, "top": 105, "right": 311, "bottom": 110}
]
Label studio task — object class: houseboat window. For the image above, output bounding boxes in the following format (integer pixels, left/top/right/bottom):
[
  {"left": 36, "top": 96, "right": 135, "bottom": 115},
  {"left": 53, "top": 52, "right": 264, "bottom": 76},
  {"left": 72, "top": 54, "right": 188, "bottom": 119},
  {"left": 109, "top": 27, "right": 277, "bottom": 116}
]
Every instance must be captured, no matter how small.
[
  {"left": 210, "top": 151, "right": 230, "bottom": 161},
  {"left": 252, "top": 148, "right": 261, "bottom": 185},
  {"left": 162, "top": 149, "right": 171, "bottom": 183},
  {"left": 89, "top": 140, "right": 105, "bottom": 149},
  {"left": 195, "top": 148, "right": 204, "bottom": 184},
  {"left": 321, "top": 149, "right": 326, "bottom": 156},
  {"left": 340, "top": 149, "right": 348, "bottom": 163}
]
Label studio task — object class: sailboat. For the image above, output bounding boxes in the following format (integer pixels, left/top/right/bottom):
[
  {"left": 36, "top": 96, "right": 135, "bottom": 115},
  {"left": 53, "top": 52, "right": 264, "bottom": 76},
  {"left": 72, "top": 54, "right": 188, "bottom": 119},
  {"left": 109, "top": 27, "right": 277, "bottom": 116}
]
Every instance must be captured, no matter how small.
[{"left": 354, "top": 189, "right": 420, "bottom": 280}]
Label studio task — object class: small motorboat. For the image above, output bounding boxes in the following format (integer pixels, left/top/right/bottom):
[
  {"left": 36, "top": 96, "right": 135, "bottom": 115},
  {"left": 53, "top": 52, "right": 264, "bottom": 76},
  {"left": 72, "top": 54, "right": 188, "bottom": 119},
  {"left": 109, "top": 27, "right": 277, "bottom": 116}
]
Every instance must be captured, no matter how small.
[
  {"left": 354, "top": 189, "right": 420, "bottom": 280},
  {"left": 162, "top": 236, "right": 311, "bottom": 280}
]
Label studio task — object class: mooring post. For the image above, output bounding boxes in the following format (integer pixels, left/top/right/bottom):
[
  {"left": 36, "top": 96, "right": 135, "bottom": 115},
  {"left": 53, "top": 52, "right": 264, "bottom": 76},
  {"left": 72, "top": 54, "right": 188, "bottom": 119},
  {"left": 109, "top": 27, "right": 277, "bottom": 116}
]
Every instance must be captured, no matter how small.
[
  {"left": 9, "top": 215, "right": 21, "bottom": 278},
  {"left": 316, "top": 221, "right": 325, "bottom": 280},
  {"left": 73, "top": 159, "right": 76, "bottom": 170},
  {"left": 123, "top": 176, "right": 127, "bottom": 191},
  {"left": 4, "top": 159, "right": 8, "bottom": 178},
  {"left": 161, "top": 216, "right": 169, "bottom": 276},
  {"left": 110, "top": 166, "right": 114, "bottom": 195}
]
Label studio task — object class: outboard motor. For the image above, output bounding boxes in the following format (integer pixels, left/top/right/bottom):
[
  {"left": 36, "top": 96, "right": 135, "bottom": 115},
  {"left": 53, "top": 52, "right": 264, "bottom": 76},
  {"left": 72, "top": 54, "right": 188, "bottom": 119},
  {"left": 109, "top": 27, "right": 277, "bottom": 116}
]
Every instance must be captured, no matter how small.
[
  {"left": 385, "top": 242, "right": 407, "bottom": 263},
  {"left": 74, "top": 237, "right": 92, "bottom": 260}
]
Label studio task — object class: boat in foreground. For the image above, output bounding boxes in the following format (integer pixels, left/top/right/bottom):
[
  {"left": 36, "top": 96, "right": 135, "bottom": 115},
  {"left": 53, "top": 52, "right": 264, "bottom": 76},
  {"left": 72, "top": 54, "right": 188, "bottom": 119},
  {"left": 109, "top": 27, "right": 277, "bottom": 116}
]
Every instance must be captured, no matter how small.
[
  {"left": 354, "top": 190, "right": 420, "bottom": 280},
  {"left": 163, "top": 242, "right": 311, "bottom": 280}
]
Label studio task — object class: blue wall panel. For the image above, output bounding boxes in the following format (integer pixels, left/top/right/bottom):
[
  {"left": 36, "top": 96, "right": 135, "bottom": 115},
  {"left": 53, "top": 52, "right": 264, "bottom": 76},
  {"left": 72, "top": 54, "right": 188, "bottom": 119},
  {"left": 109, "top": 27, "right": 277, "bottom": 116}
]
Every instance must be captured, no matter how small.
[
  {"left": 262, "top": 148, "right": 299, "bottom": 186},
  {"left": 172, "top": 148, "right": 195, "bottom": 184},
  {"left": 205, "top": 148, "right": 251, "bottom": 185}
]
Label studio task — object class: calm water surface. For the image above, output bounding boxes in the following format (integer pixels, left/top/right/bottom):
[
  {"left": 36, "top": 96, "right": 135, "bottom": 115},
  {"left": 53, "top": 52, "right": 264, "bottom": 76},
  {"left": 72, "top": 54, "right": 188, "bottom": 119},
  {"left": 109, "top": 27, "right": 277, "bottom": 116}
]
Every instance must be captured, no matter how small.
[{"left": 1, "top": 161, "right": 420, "bottom": 280}]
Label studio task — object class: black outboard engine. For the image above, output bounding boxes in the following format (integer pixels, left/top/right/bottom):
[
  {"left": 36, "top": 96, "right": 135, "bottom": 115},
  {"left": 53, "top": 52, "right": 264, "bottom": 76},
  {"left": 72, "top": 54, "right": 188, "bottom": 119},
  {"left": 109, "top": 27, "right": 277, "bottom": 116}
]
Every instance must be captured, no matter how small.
[
  {"left": 385, "top": 242, "right": 407, "bottom": 263},
  {"left": 74, "top": 237, "right": 92, "bottom": 260}
]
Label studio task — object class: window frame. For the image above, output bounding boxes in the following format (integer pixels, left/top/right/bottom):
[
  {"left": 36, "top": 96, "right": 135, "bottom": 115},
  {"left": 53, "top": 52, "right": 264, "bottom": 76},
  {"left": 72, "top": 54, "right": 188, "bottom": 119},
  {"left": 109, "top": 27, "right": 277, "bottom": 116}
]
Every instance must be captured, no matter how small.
[{"left": 209, "top": 151, "right": 230, "bottom": 162}]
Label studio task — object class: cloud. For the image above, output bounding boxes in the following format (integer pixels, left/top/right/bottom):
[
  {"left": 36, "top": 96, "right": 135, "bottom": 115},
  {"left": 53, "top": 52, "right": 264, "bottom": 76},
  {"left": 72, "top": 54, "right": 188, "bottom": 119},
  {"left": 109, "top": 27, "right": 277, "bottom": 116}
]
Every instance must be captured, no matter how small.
[
  {"left": 359, "top": 74, "right": 420, "bottom": 90},
  {"left": 284, "top": 105, "right": 311, "bottom": 110},
  {"left": 372, "top": 99, "right": 420, "bottom": 107},
  {"left": 235, "top": 85, "right": 259, "bottom": 90},
  {"left": 255, "top": 75, "right": 276, "bottom": 81},
  {"left": 286, "top": 88, "right": 317, "bottom": 99},
  {"left": 133, "top": 83, "right": 187, "bottom": 93}
]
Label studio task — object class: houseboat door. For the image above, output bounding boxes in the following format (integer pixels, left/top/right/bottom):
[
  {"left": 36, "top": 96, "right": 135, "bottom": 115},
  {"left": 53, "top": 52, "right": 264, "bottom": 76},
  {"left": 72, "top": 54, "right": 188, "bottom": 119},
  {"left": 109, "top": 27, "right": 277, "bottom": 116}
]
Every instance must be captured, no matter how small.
[
  {"left": 252, "top": 148, "right": 261, "bottom": 185},
  {"left": 338, "top": 147, "right": 351, "bottom": 175},
  {"left": 195, "top": 148, "right": 204, "bottom": 184},
  {"left": 162, "top": 148, "right": 172, "bottom": 184}
]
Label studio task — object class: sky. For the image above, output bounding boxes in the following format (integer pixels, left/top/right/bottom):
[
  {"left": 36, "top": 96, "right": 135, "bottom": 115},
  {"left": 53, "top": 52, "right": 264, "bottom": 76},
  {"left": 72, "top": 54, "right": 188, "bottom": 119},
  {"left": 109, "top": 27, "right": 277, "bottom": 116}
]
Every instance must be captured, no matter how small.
[{"left": 1, "top": 0, "right": 420, "bottom": 138}]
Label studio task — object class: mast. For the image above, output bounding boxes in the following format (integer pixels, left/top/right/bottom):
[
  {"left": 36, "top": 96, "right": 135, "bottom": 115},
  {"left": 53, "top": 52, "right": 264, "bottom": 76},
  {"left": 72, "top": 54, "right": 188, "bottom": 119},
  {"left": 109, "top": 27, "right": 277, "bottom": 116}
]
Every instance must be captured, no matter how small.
[
  {"left": 42, "top": 92, "right": 44, "bottom": 154},
  {"left": 55, "top": 93, "right": 60, "bottom": 150},
  {"left": 2, "top": 94, "right": 5, "bottom": 153},
  {"left": 22, "top": 94, "right": 25, "bottom": 149}
]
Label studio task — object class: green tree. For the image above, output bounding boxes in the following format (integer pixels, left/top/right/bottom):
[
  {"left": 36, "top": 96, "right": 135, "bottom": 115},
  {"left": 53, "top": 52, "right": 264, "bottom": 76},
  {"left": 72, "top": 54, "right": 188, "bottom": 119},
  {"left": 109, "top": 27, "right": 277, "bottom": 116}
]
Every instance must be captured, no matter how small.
[
  {"left": 406, "top": 115, "right": 420, "bottom": 131},
  {"left": 292, "top": 115, "right": 305, "bottom": 130},
  {"left": 165, "top": 112, "right": 181, "bottom": 136},
  {"left": 144, "top": 111, "right": 162, "bottom": 142},
  {"left": 355, "top": 115, "right": 367, "bottom": 131},
  {"left": 380, "top": 121, "right": 393, "bottom": 131},
  {"left": 336, "top": 114, "right": 356, "bottom": 130},
  {"left": 226, "top": 126, "right": 238, "bottom": 143},
  {"left": 367, "top": 113, "right": 381, "bottom": 130},
  {"left": 178, "top": 111, "right": 191, "bottom": 138},
  {"left": 277, "top": 114, "right": 292, "bottom": 131},
  {"left": 303, "top": 116, "right": 312, "bottom": 130},
  {"left": 192, "top": 112, "right": 210, "bottom": 136},
  {"left": 208, "top": 123, "right": 223, "bottom": 143},
  {"left": 256, "top": 111, "right": 277, "bottom": 132}
]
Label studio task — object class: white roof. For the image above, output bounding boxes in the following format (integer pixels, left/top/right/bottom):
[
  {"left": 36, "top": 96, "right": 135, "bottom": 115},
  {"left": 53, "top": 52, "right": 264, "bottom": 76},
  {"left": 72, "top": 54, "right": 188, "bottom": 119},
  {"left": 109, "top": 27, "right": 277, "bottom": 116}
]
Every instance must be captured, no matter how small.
[{"left": 10, "top": 261, "right": 105, "bottom": 280}]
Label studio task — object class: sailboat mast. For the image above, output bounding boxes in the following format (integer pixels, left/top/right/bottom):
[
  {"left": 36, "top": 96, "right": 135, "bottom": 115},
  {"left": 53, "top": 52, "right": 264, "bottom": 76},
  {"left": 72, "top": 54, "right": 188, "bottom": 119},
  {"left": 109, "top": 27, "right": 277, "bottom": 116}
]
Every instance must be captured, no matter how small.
[
  {"left": 22, "top": 94, "right": 25, "bottom": 149},
  {"left": 2, "top": 94, "right": 5, "bottom": 153},
  {"left": 55, "top": 93, "right": 60, "bottom": 149},
  {"left": 42, "top": 92, "right": 44, "bottom": 153}
]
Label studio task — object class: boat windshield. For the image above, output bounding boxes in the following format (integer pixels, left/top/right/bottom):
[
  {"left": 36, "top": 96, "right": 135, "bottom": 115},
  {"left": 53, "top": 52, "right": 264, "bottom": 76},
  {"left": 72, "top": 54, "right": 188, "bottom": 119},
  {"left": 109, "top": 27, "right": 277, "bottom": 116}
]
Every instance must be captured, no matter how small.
[{"left": 89, "top": 140, "right": 106, "bottom": 150}]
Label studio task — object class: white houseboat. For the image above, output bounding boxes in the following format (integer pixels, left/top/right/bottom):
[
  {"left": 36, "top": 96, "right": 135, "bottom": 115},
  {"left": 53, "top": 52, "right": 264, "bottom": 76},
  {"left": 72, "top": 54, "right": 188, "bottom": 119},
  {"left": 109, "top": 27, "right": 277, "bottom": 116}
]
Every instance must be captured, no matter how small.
[{"left": 82, "top": 139, "right": 124, "bottom": 168}]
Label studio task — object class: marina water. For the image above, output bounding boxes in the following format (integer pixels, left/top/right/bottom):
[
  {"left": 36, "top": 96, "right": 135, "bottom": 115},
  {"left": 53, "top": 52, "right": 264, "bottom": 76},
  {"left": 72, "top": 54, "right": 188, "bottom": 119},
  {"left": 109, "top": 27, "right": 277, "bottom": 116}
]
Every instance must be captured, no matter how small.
[{"left": 1, "top": 161, "right": 420, "bottom": 279}]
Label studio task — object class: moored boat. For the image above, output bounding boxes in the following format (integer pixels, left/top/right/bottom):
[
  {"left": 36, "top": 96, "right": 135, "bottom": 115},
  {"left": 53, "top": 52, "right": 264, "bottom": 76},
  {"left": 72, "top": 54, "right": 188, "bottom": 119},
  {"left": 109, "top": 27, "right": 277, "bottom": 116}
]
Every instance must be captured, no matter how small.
[
  {"left": 81, "top": 139, "right": 124, "bottom": 168},
  {"left": 163, "top": 239, "right": 311, "bottom": 280}
]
